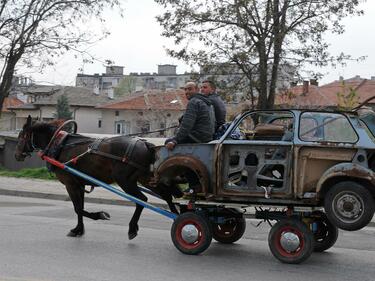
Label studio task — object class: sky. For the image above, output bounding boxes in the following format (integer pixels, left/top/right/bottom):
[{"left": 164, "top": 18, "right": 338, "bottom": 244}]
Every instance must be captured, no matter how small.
[{"left": 26, "top": 0, "right": 375, "bottom": 86}]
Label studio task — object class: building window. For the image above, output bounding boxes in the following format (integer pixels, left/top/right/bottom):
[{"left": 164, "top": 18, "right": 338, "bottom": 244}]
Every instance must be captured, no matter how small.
[
  {"left": 115, "top": 121, "right": 131, "bottom": 135},
  {"left": 98, "top": 120, "right": 102, "bottom": 128},
  {"left": 141, "top": 123, "right": 150, "bottom": 133},
  {"left": 115, "top": 123, "right": 121, "bottom": 134},
  {"left": 115, "top": 111, "right": 119, "bottom": 116},
  {"left": 159, "top": 123, "right": 166, "bottom": 137}
]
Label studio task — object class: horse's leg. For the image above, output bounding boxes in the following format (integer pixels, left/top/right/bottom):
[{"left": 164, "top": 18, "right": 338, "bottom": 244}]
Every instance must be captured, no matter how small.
[
  {"left": 158, "top": 191, "right": 179, "bottom": 214},
  {"left": 115, "top": 178, "right": 147, "bottom": 240},
  {"left": 65, "top": 183, "right": 110, "bottom": 237},
  {"left": 154, "top": 183, "right": 182, "bottom": 214},
  {"left": 65, "top": 184, "right": 85, "bottom": 237},
  {"left": 82, "top": 209, "right": 111, "bottom": 221}
]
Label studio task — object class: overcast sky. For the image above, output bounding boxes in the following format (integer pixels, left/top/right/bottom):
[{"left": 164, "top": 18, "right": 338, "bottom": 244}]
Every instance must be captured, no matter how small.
[{"left": 27, "top": 0, "right": 375, "bottom": 86}]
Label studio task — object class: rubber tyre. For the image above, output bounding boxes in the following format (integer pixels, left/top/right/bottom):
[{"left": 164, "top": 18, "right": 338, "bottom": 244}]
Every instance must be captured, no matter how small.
[
  {"left": 171, "top": 212, "right": 212, "bottom": 255},
  {"left": 268, "top": 219, "right": 314, "bottom": 264},
  {"left": 212, "top": 217, "right": 246, "bottom": 244},
  {"left": 324, "top": 181, "right": 375, "bottom": 231},
  {"left": 312, "top": 211, "right": 339, "bottom": 252}
]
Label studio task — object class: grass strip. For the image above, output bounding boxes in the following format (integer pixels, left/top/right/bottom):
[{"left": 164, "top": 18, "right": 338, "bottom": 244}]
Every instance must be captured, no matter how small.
[{"left": 0, "top": 167, "right": 56, "bottom": 180}]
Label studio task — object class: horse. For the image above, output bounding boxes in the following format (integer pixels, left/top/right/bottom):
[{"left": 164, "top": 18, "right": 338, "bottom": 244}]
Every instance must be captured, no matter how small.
[{"left": 15, "top": 116, "right": 182, "bottom": 239}]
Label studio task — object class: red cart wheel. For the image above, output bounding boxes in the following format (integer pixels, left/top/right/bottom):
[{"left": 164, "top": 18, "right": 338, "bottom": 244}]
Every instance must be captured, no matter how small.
[
  {"left": 268, "top": 219, "right": 314, "bottom": 264},
  {"left": 212, "top": 217, "right": 246, "bottom": 244},
  {"left": 171, "top": 212, "right": 212, "bottom": 255}
]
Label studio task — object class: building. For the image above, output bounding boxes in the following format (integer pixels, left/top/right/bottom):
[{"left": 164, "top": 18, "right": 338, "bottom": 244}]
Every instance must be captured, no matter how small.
[
  {"left": 0, "top": 97, "right": 24, "bottom": 131},
  {"left": 76, "top": 63, "right": 296, "bottom": 102},
  {"left": 96, "top": 89, "right": 187, "bottom": 137},
  {"left": 76, "top": 65, "right": 125, "bottom": 98},
  {"left": 276, "top": 76, "right": 375, "bottom": 109},
  {"left": 8, "top": 86, "right": 114, "bottom": 133},
  {"left": 76, "top": 64, "right": 195, "bottom": 94},
  {"left": 128, "top": 64, "right": 195, "bottom": 91}
]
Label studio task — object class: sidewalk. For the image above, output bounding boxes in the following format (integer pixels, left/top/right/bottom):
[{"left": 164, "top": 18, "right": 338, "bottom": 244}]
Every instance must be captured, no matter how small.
[{"left": 0, "top": 176, "right": 167, "bottom": 208}]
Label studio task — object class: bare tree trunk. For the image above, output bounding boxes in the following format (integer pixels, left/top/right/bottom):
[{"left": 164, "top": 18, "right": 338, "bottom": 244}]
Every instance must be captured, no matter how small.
[
  {"left": 0, "top": 59, "right": 17, "bottom": 110},
  {"left": 257, "top": 46, "right": 269, "bottom": 110}
]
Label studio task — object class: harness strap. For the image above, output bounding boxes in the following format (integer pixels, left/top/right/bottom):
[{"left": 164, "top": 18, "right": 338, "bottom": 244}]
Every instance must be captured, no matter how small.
[
  {"left": 89, "top": 149, "right": 148, "bottom": 171},
  {"left": 124, "top": 137, "right": 138, "bottom": 162},
  {"left": 87, "top": 137, "right": 148, "bottom": 171}
]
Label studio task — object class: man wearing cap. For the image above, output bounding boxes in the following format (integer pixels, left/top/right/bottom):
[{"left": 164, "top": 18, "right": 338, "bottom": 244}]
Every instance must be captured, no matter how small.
[{"left": 165, "top": 81, "right": 215, "bottom": 150}]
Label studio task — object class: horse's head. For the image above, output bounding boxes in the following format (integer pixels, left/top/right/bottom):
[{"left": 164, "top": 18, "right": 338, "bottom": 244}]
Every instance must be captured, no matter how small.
[
  {"left": 15, "top": 115, "right": 34, "bottom": 161},
  {"left": 15, "top": 117, "right": 72, "bottom": 161}
]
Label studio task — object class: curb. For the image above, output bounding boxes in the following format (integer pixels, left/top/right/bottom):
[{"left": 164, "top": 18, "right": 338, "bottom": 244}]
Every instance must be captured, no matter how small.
[{"left": 0, "top": 188, "right": 168, "bottom": 209}]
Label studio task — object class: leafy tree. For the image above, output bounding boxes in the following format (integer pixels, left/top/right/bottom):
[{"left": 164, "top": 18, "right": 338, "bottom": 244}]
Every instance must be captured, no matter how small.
[
  {"left": 55, "top": 94, "right": 72, "bottom": 120},
  {"left": 0, "top": 0, "right": 121, "bottom": 112},
  {"left": 155, "top": 0, "right": 364, "bottom": 109},
  {"left": 337, "top": 82, "right": 359, "bottom": 110},
  {"left": 114, "top": 76, "right": 137, "bottom": 97}
]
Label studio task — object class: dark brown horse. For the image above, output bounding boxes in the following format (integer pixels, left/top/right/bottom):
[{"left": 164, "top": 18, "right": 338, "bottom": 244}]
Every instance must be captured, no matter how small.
[{"left": 15, "top": 116, "right": 182, "bottom": 239}]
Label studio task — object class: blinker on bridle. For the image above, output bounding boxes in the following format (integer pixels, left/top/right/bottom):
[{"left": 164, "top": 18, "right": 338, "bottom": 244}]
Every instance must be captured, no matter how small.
[{"left": 19, "top": 130, "right": 37, "bottom": 158}]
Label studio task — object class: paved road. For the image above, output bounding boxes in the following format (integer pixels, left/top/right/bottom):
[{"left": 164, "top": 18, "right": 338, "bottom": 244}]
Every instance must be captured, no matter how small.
[{"left": 1, "top": 195, "right": 375, "bottom": 281}]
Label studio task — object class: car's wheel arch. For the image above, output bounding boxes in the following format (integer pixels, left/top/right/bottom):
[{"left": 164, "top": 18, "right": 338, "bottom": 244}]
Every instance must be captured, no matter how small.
[
  {"left": 155, "top": 155, "right": 210, "bottom": 191},
  {"left": 317, "top": 163, "right": 375, "bottom": 199}
]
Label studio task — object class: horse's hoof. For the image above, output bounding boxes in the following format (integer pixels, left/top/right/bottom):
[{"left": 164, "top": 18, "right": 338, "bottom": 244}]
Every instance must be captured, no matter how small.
[
  {"left": 100, "top": 211, "right": 110, "bottom": 220},
  {"left": 128, "top": 232, "right": 138, "bottom": 240},
  {"left": 67, "top": 229, "right": 84, "bottom": 237}
]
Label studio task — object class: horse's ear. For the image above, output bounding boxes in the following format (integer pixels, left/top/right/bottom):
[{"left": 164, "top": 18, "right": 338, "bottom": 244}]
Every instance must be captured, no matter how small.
[{"left": 26, "top": 115, "right": 32, "bottom": 126}]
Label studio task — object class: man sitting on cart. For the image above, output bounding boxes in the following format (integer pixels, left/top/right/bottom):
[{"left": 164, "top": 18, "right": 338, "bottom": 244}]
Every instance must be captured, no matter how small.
[
  {"left": 165, "top": 81, "right": 215, "bottom": 149},
  {"left": 165, "top": 81, "right": 215, "bottom": 195}
]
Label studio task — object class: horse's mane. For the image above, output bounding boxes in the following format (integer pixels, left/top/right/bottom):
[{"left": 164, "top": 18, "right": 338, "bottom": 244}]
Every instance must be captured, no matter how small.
[{"left": 31, "top": 120, "right": 62, "bottom": 134}]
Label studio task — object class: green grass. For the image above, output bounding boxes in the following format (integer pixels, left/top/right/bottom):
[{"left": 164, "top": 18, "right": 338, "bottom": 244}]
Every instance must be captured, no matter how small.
[{"left": 0, "top": 167, "right": 57, "bottom": 180}]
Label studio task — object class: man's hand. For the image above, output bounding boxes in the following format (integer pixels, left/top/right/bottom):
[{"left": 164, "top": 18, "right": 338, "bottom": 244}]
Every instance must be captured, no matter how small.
[{"left": 165, "top": 141, "right": 176, "bottom": 150}]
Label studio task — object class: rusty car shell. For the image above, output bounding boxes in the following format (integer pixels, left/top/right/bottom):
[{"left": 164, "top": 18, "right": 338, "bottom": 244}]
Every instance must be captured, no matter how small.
[{"left": 152, "top": 109, "right": 375, "bottom": 207}]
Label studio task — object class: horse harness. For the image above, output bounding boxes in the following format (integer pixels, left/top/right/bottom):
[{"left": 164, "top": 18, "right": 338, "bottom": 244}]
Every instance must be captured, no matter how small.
[
  {"left": 45, "top": 131, "right": 148, "bottom": 172},
  {"left": 88, "top": 137, "right": 148, "bottom": 171}
]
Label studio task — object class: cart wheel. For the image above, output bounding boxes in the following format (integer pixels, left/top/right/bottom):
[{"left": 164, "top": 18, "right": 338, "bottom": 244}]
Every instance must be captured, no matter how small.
[
  {"left": 268, "top": 219, "right": 314, "bottom": 264},
  {"left": 312, "top": 211, "right": 339, "bottom": 252},
  {"left": 324, "top": 181, "right": 375, "bottom": 231},
  {"left": 171, "top": 212, "right": 212, "bottom": 255},
  {"left": 212, "top": 217, "right": 246, "bottom": 244}
]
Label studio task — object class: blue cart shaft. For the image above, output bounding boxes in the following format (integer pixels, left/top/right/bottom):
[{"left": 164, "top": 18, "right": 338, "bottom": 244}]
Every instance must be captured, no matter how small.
[{"left": 39, "top": 153, "right": 177, "bottom": 220}]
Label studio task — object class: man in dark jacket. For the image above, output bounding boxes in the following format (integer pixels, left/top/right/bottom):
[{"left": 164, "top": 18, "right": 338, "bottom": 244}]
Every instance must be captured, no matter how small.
[
  {"left": 200, "top": 80, "right": 226, "bottom": 130},
  {"left": 165, "top": 81, "right": 215, "bottom": 150}
]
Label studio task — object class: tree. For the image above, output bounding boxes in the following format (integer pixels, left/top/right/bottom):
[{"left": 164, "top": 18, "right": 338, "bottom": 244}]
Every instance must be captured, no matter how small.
[
  {"left": 55, "top": 94, "right": 72, "bottom": 120},
  {"left": 0, "top": 0, "right": 121, "bottom": 112},
  {"left": 114, "top": 76, "right": 137, "bottom": 97},
  {"left": 337, "top": 81, "right": 359, "bottom": 111},
  {"left": 155, "top": 0, "right": 364, "bottom": 109}
]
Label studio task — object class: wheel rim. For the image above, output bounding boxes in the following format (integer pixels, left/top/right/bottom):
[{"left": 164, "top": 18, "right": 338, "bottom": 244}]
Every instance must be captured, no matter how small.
[
  {"left": 332, "top": 191, "right": 364, "bottom": 223},
  {"left": 175, "top": 219, "right": 204, "bottom": 250},
  {"left": 214, "top": 221, "right": 237, "bottom": 238},
  {"left": 181, "top": 224, "right": 199, "bottom": 244},
  {"left": 275, "top": 226, "right": 304, "bottom": 257}
]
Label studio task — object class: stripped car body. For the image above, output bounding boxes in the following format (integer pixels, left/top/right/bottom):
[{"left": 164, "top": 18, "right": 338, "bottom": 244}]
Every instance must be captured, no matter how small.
[{"left": 153, "top": 109, "right": 375, "bottom": 231}]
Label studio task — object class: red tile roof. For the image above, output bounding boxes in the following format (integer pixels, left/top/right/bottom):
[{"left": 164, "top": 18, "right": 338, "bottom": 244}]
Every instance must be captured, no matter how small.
[
  {"left": 97, "top": 90, "right": 188, "bottom": 110},
  {"left": 276, "top": 77, "right": 375, "bottom": 108},
  {"left": 1, "top": 97, "right": 24, "bottom": 112}
]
